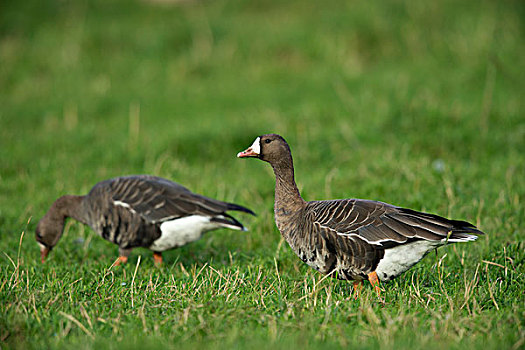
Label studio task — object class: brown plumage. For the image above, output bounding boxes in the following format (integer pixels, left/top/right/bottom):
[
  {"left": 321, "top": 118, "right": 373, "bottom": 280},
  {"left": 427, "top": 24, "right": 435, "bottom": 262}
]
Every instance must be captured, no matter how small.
[
  {"left": 36, "top": 175, "right": 255, "bottom": 265},
  {"left": 237, "top": 134, "right": 483, "bottom": 295}
]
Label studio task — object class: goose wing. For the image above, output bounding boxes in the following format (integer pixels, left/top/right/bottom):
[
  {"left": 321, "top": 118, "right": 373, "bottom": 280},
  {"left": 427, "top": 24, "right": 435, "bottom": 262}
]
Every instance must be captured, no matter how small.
[
  {"left": 106, "top": 175, "right": 254, "bottom": 224},
  {"left": 307, "top": 199, "right": 483, "bottom": 248}
]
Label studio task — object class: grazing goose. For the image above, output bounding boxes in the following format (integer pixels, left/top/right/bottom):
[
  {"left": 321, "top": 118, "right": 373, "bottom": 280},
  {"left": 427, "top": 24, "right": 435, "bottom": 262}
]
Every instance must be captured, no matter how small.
[
  {"left": 237, "top": 134, "right": 483, "bottom": 295},
  {"left": 36, "top": 175, "right": 255, "bottom": 265}
]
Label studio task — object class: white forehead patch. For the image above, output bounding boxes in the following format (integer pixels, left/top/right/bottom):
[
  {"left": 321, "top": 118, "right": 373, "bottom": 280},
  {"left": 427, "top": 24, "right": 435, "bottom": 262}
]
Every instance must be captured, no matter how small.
[
  {"left": 250, "top": 137, "right": 261, "bottom": 155},
  {"left": 38, "top": 243, "right": 47, "bottom": 251}
]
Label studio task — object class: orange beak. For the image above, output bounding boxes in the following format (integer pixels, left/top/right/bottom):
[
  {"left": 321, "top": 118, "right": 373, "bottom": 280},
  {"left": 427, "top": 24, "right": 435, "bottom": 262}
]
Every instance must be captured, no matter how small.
[
  {"left": 40, "top": 246, "right": 50, "bottom": 263},
  {"left": 237, "top": 147, "right": 259, "bottom": 158}
]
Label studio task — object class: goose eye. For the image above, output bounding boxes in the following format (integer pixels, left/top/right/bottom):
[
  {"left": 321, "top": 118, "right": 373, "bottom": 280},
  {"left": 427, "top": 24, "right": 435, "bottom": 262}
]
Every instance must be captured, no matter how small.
[{"left": 264, "top": 139, "right": 272, "bottom": 144}]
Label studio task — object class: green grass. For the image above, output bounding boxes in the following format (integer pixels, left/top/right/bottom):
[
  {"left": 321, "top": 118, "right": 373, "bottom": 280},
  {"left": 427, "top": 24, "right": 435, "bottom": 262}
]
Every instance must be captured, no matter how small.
[{"left": 1, "top": 0, "right": 524, "bottom": 349}]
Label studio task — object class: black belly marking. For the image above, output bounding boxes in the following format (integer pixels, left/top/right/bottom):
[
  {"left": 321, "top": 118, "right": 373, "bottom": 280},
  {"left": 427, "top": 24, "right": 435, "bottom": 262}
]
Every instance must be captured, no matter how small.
[{"left": 101, "top": 225, "right": 111, "bottom": 240}]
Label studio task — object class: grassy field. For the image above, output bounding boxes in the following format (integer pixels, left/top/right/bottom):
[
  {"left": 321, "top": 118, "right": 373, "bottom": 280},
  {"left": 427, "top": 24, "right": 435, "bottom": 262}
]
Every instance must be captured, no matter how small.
[{"left": 1, "top": 0, "right": 524, "bottom": 349}]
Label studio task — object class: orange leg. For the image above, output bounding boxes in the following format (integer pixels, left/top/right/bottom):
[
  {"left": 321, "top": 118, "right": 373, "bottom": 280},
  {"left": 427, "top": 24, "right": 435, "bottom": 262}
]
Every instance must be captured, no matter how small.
[
  {"left": 153, "top": 252, "right": 163, "bottom": 266},
  {"left": 114, "top": 256, "right": 128, "bottom": 266},
  {"left": 367, "top": 271, "right": 382, "bottom": 296},
  {"left": 353, "top": 280, "right": 364, "bottom": 299}
]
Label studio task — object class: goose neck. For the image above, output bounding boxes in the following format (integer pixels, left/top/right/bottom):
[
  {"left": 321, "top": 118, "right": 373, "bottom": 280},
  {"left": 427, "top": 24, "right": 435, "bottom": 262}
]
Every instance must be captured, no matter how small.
[
  {"left": 53, "top": 195, "right": 87, "bottom": 224},
  {"left": 272, "top": 162, "right": 305, "bottom": 211}
]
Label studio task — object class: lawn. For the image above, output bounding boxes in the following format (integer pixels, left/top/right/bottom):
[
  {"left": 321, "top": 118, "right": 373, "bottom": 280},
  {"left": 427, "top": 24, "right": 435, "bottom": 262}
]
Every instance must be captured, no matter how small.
[{"left": 0, "top": 0, "right": 523, "bottom": 349}]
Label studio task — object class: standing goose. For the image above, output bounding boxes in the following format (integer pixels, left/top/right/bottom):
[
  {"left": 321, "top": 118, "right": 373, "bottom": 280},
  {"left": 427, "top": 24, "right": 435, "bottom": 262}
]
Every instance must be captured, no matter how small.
[
  {"left": 36, "top": 175, "right": 255, "bottom": 265},
  {"left": 237, "top": 134, "right": 483, "bottom": 295}
]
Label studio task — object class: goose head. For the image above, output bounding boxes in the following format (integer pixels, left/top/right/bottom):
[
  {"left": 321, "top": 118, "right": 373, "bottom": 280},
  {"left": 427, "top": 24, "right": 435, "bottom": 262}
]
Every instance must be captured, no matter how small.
[
  {"left": 237, "top": 134, "right": 292, "bottom": 167},
  {"left": 35, "top": 196, "right": 75, "bottom": 262}
]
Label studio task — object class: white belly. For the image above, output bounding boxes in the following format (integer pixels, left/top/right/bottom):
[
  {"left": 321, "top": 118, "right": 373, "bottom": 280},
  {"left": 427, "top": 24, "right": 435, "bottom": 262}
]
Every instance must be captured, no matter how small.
[
  {"left": 149, "top": 215, "right": 220, "bottom": 251},
  {"left": 375, "top": 240, "right": 443, "bottom": 281}
]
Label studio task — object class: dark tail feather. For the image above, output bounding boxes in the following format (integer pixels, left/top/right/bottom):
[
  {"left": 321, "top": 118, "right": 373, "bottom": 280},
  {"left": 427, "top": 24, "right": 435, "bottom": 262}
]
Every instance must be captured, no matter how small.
[
  {"left": 399, "top": 207, "right": 485, "bottom": 241},
  {"left": 449, "top": 219, "right": 484, "bottom": 234},
  {"left": 226, "top": 202, "right": 256, "bottom": 216}
]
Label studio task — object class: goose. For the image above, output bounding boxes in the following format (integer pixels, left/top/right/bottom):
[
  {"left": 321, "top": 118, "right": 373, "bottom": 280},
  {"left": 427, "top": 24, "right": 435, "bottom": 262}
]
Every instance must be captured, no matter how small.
[
  {"left": 237, "top": 134, "right": 483, "bottom": 295},
  {"left": 36, "top": 175, "right": 255, "bottom": 265}
]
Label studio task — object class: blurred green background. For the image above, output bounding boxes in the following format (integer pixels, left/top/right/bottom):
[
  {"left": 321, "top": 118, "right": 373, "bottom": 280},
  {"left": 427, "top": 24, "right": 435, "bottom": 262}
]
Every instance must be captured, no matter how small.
[{"left": 1, "top": 0, "right": 523, "bottom": 349}]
